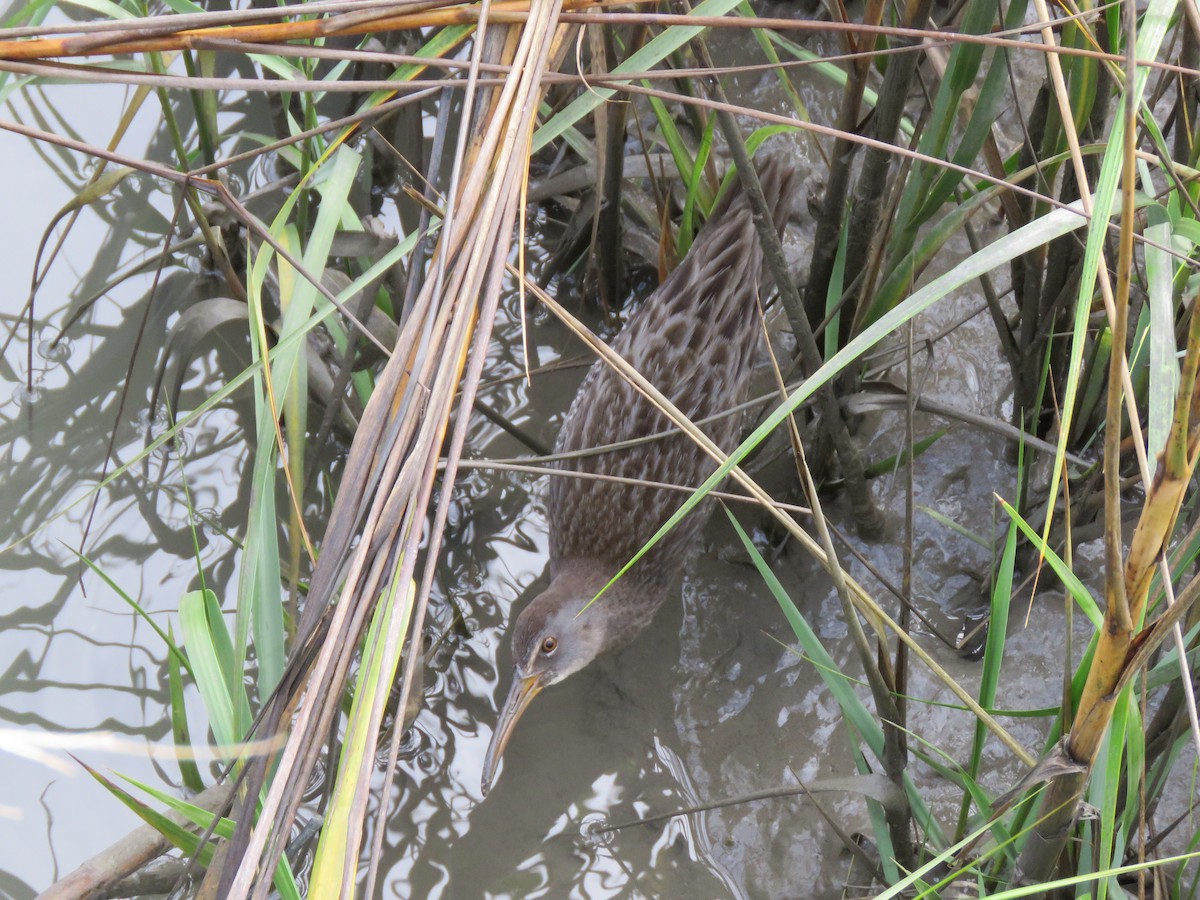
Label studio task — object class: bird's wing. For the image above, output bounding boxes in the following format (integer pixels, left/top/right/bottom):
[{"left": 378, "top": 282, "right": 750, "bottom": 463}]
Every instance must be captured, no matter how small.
[{"left": 546, "top": 155, "right": 796, "bottom": 570}]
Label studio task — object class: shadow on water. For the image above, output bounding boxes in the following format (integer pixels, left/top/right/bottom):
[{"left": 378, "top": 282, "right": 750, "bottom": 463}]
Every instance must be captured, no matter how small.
[{"left": 0, "top": 266, "right": 260, "bottom": 894}]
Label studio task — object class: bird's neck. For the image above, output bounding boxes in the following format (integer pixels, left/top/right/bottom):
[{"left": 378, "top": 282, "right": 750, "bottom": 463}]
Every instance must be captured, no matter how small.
[
  {"left": 548, "top": 555, "right": 677, "bottom": 652},
  {"left": 549, "top": 555, "right": 677, "bottom": 600}
]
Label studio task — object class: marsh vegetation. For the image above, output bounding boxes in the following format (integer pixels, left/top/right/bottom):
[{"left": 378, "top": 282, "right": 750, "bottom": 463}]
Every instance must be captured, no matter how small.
[{"left": 1, "top": 0, "right": 1199, "bottom": 895}]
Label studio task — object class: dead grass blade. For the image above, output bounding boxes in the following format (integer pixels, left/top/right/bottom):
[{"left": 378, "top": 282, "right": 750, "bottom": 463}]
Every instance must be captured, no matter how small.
[{"left": 208, "top": 2, "right": 574, "bottom": 896}]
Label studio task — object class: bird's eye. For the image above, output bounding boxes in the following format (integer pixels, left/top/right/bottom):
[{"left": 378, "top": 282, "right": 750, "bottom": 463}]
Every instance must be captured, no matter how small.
[{"left": 540, "top": 636, "right": 558, "bottom": 655}]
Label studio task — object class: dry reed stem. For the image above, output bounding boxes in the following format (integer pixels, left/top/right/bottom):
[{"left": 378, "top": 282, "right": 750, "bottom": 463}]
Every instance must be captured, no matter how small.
[
  {"left": 211, "top": 1, "right": 571, "bottom": 895},
  {"left": 3, "top": 5, "right": 1194, "bottom": 79}
]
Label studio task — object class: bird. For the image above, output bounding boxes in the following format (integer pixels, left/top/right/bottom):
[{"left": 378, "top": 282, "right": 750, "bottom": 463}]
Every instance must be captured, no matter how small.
[{"left": 481, "top": 155, "right": 795, "bottom": 794}]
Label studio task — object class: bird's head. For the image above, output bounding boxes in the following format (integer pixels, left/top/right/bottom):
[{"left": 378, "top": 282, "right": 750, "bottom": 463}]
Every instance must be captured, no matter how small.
[{"left": 481, "top": 562, "right": 630, "bottom": 794}]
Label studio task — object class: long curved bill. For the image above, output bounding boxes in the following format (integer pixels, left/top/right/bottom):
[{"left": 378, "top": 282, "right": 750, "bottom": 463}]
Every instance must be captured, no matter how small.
[{"left": 481, "top": 672, "right": 543, "bottom": 795}]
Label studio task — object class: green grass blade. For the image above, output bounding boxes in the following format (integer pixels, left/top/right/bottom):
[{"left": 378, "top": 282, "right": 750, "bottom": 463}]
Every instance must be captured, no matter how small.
[
  {"left": 239, "top": 146, "right": 362, "bottom": 702},
  {"left": 1043, "top": 0, "right": 1176, "bottom": 532},
  {"left": 66, "top": 545, "right": 191, "bottom": 675},
  {"left": 310, "top": 574, "right": 415, "bottom": 894},
  {"left": 81, "top": 761, "right": 215, "bottom": 864},
  {"left": 995, "top": 496, "right": 1102, "bottom": 627},
  {"left": 724, "top": 507, "right": 882, "bottom": 753},
  {"left": 167, "top": 622, "right": 205, "bottom": 794},
  {"left": 117, "top": 774, "right": 302, "bottom": 900},
  {"left": 961, "top": 490, "right": 1018, "bottom": 830},
  {"left": 724, "top": 507, "right": 944, "bottom": 848},
  {"left": 179, "top": 589, "right": 240, "bottom": 751}
]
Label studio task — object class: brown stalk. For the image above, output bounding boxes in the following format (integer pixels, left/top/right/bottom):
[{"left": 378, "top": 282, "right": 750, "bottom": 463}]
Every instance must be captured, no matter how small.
[
  {"left": 801, "top": 0, "right": 883, "bottom": 326},
  {"left": 0, "top": 67, "right": 1098, "bottom": 228},
  {"left": 0, "top": 21, "right": 1147, "bottom": 89},
  {"left": 0, "top": 0, "right": 593, "bottom": 59},
  {"left": 842, "top": 0, "right": 936, "bottom": 341},
  {"left": 1081, "top": 301, "right": 1200, "bottom": 728},
  {"left": 586, "top": 16, "right": 638, "bottom": 314}
]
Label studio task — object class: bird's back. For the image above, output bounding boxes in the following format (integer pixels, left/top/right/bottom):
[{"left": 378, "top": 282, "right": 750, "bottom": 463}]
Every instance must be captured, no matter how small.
[{"left": 548, "top": 157, "right": 795, "bottom": 578}]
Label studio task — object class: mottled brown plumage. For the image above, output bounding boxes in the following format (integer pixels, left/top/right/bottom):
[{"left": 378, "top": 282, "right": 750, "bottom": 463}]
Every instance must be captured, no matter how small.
[{"left": 482, "top": 156, "right": 795, "bottom": 793}]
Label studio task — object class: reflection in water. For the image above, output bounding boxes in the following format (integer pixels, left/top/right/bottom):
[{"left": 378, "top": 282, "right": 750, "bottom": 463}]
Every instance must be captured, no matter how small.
[
  {"left": 650, "top": 737, "right": 746, "bottom": 900},
  {"left": 0, "top": 264, "right": 260, "bottom": 894}
]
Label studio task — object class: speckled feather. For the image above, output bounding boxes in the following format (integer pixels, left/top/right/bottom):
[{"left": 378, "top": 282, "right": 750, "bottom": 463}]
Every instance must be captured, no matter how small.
[
  {"left": 547, "top": 157, "right": 795, "bottom": 592},
  {"left": 482, "top": 158, "right": 798, "bottom": 793}
]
